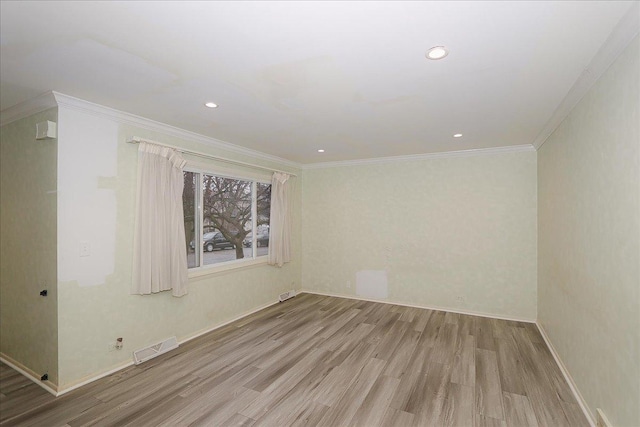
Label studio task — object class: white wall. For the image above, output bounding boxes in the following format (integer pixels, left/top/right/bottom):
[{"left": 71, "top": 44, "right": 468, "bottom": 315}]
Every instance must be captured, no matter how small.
[
  {"left": 538, "top": 35, "right": 639, "bottom": 427},
  {"left": 0, "top": 108, "right": 59, "bottom": 386},
  {"left": 56, "top": 106, "right": 301, "bottom": 388},
  {"left": 302, "top": 150, "right": 538, "bottom": 320}
]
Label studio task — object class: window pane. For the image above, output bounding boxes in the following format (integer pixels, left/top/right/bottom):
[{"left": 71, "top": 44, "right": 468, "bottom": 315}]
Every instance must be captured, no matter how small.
[
  {"left": 256, "top": 182, "right": 271, "bottom": 257},
  {"left": 183, "top": 171, "right": 199, "bottom": 268},
  {"left": 202, "top": 175, "right": 253, "bottom": 265}
]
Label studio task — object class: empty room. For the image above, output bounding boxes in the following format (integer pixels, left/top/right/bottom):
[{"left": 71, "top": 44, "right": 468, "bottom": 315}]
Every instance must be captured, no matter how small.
[{"left": 0, "top": 1, "right": 638, "bottom": 426}]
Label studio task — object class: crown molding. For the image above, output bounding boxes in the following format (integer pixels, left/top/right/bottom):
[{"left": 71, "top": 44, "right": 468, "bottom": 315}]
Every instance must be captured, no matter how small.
[
  {"left": 0, "top": 90, "right": 301, "bottom": 170},
  {"left": 50, "top": 92, "right": 302, "bottom": 169},
  {"left": 0, "top": 91, "right": 58, "bottom": 127},
  {"left": 0, "top": 91, "right": 533, "bottom": 170},
  {"left": 301, "top": 144, "right": 536, "bottom": 170},
  {"left": 532, "top": 2, "right": 640, "bottom": 150}
]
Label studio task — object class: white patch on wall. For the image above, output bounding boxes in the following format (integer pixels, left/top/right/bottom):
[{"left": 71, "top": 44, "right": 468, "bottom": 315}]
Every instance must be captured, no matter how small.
[
  {"left": 356, "top": 270, "right": 388, "bottom": 299},
  {"left": 57, "top": 107, "right": 118, "bottom": 287}
]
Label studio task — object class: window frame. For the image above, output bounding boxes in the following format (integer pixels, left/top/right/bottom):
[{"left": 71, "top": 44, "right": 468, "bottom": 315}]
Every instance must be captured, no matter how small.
[{"left": 184, "top": 165, "right": 271, "bottom": 277}]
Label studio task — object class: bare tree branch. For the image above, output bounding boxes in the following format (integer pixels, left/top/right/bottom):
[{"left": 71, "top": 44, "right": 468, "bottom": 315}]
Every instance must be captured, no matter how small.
[{"left": 186, "top": 173, "right": 271, "bottom": 260}]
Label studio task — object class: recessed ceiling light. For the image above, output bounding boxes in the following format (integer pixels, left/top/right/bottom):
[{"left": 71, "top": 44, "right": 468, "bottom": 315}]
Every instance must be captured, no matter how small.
[
  {"left": 453, "top": 133, "right": 463, "bottom": 138},
  {"left": 317, "top": 149, "right": 325, "bottom": 153},
  {"left": 204, "top": 102, "right": 218, "bottom": 108},
  {"left": 426, "top": 46, "right": 449, "bottom": 60}
]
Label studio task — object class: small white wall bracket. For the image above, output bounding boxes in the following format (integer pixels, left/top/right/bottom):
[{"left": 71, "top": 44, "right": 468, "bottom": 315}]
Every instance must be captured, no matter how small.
[
  {"left": 36, "top": 120, "right": 57, "bottom": 140},
  {"left": 596, "top": 409, "right": 613, "bottom": 427}
]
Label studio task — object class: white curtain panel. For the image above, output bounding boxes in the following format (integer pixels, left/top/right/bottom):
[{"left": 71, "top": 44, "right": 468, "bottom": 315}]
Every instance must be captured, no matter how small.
[
  {"left": 268, "top": 172, "right": 292, "bottom": 267},
  {"left": 132, "top": 142, "right": 189, "bottom": 297}
]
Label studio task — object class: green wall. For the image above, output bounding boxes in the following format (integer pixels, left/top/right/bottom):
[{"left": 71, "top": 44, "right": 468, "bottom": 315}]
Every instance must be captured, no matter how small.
[
  {"left": 302, "top": 150, "right": 538, "bottom": 320},
  {"left": 55, "top": 107, "right": 302, "bottom": 388},
  {"left": 538, "top": 36, "right": 639, "bottom": 426},
  {"left": 0, "top": 108, "right": 59, "bottom": 387}
]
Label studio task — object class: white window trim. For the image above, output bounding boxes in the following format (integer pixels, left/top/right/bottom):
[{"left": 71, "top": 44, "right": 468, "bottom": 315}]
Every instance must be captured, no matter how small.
[
  {"left": 185, "top": 165, "right": 271, "bottom": 185},
  {"left": 188, "top": 257, "right": 268, "bottom": 278},
  {"left": 184, "top": 166, "right": 271, "bottom": 278}
]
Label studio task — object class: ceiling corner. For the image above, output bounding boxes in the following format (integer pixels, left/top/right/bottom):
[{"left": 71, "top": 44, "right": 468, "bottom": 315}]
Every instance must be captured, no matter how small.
[
  {"left": 0, "top": 91, "right": 58, "bottom": 127},
  {"left": 531, "top": 1, "right": 639, "bottom": 151}
]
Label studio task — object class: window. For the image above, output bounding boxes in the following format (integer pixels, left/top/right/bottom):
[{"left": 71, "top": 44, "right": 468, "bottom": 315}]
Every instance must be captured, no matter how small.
[{"left": 182, "top": 170, "right": 271, "bottom": 270}]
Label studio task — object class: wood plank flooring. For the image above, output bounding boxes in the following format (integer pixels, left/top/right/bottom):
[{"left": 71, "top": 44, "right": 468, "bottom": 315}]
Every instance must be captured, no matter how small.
[{"left": 0, "top": 294, "right": 588, "bottom": 426}]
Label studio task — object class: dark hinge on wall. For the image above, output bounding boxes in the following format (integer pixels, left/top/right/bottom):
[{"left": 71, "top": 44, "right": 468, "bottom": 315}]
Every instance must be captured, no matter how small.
[{"left": 41, "top": 373, "right": 48, "bottom": 381}]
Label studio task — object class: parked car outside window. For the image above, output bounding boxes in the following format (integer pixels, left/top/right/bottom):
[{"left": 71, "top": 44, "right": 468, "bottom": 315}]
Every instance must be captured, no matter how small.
[
  {"left": 243, "top": 231, "right": 269, "bottom": 248},
  {"left": 190, "top": 232, "right": 235, "bottom": 252}
]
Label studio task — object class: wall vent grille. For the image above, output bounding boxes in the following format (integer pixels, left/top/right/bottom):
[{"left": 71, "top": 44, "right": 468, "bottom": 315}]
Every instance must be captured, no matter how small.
[
  {"left": 279, "top": 290, "right": 296, "bottom": 302},
  {"left": 133, "top": 336, "right": 178, "bottom": 365}
]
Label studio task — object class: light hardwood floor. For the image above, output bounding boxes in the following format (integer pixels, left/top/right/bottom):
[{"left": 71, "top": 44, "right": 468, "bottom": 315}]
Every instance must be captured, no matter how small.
[{"left": 0, "top": 294, "right": 587, "bottom": 426}]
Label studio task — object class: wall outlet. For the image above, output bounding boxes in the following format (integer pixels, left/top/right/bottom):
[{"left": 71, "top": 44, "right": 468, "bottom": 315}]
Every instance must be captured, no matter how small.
[
  {"left": 455, "top": 296, "right": 465, "bottom": 304},
  {"left": 108, "top": 338, "right": 124, "bottom": 352}
]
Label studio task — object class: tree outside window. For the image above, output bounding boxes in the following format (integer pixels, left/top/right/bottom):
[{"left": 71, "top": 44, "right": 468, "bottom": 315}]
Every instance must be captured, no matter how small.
[{"left": 183, "top": 171, "right": 271, "bottom": 268}]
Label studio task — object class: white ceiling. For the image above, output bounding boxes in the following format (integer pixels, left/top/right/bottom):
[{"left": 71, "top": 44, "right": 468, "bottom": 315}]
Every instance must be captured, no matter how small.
[{"left": 0, "top": 1, "right": 635, "bottom": 164}]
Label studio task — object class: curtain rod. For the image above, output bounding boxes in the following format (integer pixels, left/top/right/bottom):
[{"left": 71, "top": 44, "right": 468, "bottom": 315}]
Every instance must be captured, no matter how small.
[{"left": 126, "top": 136, "right": 297, "bottom": 177}]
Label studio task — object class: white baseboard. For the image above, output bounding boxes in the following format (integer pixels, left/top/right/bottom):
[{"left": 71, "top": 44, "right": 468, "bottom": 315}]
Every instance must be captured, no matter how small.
[
  {"left": 299, "top": 289, "right": 536, "bottom": 323},
  {"left": 2, "top": 291, "right": 594, "bottom": 427},
  {"left": 536, "top": 321, "right": 596, "bottom": 427},
  {"left": 302, "top": 290, "right": 594, "bottom": 425},
  {"left": 0, "top": 353, "right": 58, "bottom": 397},
  {"left": 56, "top": 360, "right": 134, "bottom": 396},
  {"left": 54, "top": 298, "right": 281, "bottom": 395},
  {"left": 177, "top": 299, "right": 280, "bottom": 345}
]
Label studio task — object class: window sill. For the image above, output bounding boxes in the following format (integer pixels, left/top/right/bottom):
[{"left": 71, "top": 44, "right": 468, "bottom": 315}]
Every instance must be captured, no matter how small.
[{"left": 188, "top": 257, "right": 269, "bottom": 279}]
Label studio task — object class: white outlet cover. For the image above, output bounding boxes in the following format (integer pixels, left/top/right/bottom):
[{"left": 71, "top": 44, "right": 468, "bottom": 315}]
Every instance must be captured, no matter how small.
[{"left": 79, "top": 241, "right": 90, "bottom": 257}]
